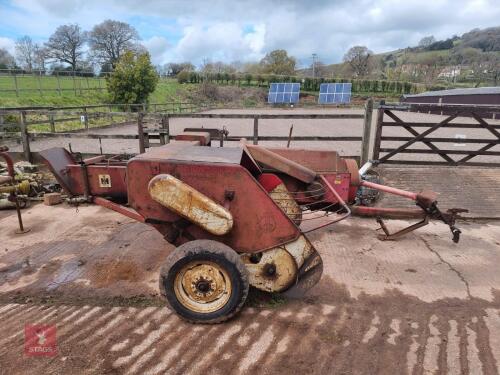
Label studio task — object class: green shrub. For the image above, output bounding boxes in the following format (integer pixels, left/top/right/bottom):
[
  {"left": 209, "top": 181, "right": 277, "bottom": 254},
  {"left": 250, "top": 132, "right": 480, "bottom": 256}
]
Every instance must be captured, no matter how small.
[
  {"left": 177, "top": 70, "right": 190, "bottom": 84},
  {"left": 245, "top": 73, "right": 253, "bottom": 85},
  {"left": 106, "top": 51, "right": 159, "bottom": 105}
]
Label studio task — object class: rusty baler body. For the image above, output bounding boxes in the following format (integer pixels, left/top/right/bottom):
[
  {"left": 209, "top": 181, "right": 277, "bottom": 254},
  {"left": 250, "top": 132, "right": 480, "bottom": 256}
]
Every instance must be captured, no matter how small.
[
  {"left": 39, "top": 131, "right": 463, "bottom": 322},
  {"left": 39, "top": 143, "right": 359, "bottom": 252}
]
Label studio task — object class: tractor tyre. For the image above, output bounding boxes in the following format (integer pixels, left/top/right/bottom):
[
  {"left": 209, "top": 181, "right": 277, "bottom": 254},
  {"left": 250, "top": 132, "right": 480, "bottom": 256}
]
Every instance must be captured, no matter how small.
[{"left": 159, "top": 240, "right": 249, "bottom": 324}]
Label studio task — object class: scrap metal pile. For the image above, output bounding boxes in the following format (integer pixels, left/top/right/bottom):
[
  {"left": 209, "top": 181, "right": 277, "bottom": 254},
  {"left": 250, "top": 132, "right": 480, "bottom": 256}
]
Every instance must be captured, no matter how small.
[
  {"left": 38, "top": 129, "right": 466, "bottom": 323},
  {"left": 0, "top": 147, "right": 61, "bottom": 210}
]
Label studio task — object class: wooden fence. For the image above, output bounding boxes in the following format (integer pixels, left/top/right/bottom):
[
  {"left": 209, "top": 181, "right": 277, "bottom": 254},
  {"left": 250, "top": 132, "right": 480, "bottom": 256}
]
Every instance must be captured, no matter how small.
[
  {"left": 372, "top": 103, "right": 500, "bottom": 167},
  {"left": 0, "top": 100, "right": 374, "bottom": 164}
]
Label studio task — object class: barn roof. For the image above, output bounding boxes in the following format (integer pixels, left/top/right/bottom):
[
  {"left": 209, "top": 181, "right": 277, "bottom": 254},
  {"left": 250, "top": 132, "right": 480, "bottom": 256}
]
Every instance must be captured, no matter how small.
[{"left": 404, "top": 87, "right": 500, "bottom": 98}]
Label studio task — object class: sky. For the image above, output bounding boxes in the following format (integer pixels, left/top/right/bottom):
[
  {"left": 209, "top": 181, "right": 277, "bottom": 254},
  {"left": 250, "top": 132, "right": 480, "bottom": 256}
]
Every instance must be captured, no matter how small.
[{"left": 0, "top": 0, "right": 499, "bottom": 68}]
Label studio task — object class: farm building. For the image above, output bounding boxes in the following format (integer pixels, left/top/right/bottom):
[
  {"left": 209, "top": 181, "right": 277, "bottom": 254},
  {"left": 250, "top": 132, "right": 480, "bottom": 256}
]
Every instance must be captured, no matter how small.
[{"left": 402, "top": 86, "right": 500, "bottom": 106}]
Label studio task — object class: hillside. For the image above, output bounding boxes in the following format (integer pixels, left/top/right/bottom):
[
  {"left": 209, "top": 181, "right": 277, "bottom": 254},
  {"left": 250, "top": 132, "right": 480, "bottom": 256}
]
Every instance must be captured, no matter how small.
[{"left": 315, "top": 26, "right": 500, "bottom": 87}]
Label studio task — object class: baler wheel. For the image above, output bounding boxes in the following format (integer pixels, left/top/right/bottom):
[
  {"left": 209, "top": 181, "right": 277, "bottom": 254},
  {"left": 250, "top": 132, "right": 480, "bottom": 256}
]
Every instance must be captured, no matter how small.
[{"left": 159, "top": 240, "right": 249, "bottom": 324}]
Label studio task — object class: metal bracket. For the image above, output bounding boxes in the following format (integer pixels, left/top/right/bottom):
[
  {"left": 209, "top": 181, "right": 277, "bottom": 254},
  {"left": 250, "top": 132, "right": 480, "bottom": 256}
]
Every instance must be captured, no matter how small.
[{"left": 376, "top": 215, "right": 429, "bottom": 241}]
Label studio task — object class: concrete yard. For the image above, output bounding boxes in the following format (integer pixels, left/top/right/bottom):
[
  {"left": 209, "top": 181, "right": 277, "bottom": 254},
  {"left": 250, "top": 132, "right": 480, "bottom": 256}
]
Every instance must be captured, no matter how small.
[{"left": 0, "top": 203, "right": 499, "bottom": 374}]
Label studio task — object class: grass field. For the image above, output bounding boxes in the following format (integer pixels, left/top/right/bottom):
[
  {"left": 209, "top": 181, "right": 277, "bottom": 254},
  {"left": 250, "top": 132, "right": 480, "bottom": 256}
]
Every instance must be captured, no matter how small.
[
  {"left": 0, "top": 76, "right": 193, "bottom": 107},
  {"left": 0, "top": 74, "right": 400, "bottom": 109}
]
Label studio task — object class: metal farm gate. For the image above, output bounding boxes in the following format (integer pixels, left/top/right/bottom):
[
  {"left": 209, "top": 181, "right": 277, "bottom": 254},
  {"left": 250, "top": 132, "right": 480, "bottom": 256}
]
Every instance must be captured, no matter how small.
[{"left": 372, "top": 103, "right": 500, "bottom": 167}]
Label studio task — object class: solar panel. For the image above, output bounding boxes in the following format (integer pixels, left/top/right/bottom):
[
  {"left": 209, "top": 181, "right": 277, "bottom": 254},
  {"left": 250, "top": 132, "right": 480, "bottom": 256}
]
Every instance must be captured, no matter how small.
[
  {"left": 318, "top": 83, "right": 352, "bottom": 104},
  {"left": 268, "top": 83, "right": 300, "bottom": 104}
]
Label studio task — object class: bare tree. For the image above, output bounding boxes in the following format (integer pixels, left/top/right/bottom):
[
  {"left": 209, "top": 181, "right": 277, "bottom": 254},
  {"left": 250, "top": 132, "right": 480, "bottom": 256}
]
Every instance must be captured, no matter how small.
[
  {"left": 418, "top": 36, "right": 436, "bottom": 48},
  {"left": 343, "top": 46, "right": 373, "bottom": 77},
  {"left": 88, "top": 20, "right": 140, "bottom": 66},
  {"left": 165, "top": 62, "right": 194, "bottom": 76},
  {"left": 45, "top": 24, "right": 87, "bottom": 70},
  {"left": 0, "top": 48, "right": 15, "bottom": 68},
  {"left": 15, "top": 36, "right": 36, "bottom": 70}
]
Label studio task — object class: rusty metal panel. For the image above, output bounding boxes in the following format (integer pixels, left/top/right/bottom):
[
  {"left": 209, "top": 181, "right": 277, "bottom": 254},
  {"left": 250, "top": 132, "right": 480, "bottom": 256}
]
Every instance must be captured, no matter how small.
[
  {"left": 127, "top": 159, "right": 300, "bottom": 253},
  {"left": 39, "top": 147, "right": 77, "bottom": 195},
  {"left": 66, "top": 164, "right": 128, "bottom": 200},
  {"left": 133, "top": 144, "right": 244, "bottom": 163},
  {"left": 175, "top": 132, "right": 211, "bottom": 146},
  {"left": 267, "top": 148, "right": 343, "bottom": 173},
  {"left": 245, "top": 145, "right": 317, "bottom": 183}
]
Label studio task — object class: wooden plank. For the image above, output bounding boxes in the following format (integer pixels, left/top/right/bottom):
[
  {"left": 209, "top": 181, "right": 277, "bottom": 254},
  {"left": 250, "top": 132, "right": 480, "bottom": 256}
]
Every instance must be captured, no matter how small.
[
  {"left": 253, "top": 116, "right": 258, "bottom": 145},
  {"left": 19, "top": 111, "right": 31, "bottom": 162},
  {"left": 457, "top": 113, "right": 500, "bottom": 163},
  {"left": 379, "top": 148, "right": 500, "bottom": 156},
  {"left": 30, "top": 132, "right": 138, "bottom": 139},
  {"left": 137, "top": 113, "right": 146, "bottom": 153},
  {"left": 380, "top": 137, "right": 500, "bottom": 144},
  {"left": 372, "top": 106, "right": 385, "bottom": 160},
  {"left": 225, "top": 136, "right": 362, "bottom": 141},
  {"left": 380, "top": 160, "right": 500, "bottom": 167},
  {"left": 378, "top": 113, "right": 458, "bottom": 162},
  {"left": 381, "top": 122, "right": 500, "bottom": 130},
  {"left": 360, "top": 98, "right": 373, "bottom": 165},
  {"left": 166, "top": 113, "right": 364, "bottom": 119},
  {"left": 384, "top": 110, "right": 454, "bottom": 163},
  {"left": 26, "top": 117, "right": 82, "bottom": 125}
]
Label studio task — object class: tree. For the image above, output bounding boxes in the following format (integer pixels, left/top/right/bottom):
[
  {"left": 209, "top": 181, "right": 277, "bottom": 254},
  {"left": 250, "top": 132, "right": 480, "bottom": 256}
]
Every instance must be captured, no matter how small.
[
  {"left": 89, "top": 20, "right": 140, "bottom": 66},
  {"left": 45, "top": 24, "right": 87, "bottom": 70},
  {"left": 166, "top": 62, "right": 194, "bottom": 76},
  {"left": 15, "top": 36, "right": 36, "bottom": 70},
  {"left": 33, "top": 45, "right": 49, "bottom": 71},
  {"left": 260, "top": 50, "right": 296, "bottom": 75},
  {"left": 343, "top": 46, "right": 373, "bottom": 77},
  {"left": 106, "top": 51, "right": 159, "bottom": 105},
  {"left": 418, "top": 36, "right": 436, "bottom": 48},
  {"left": 0, "top": 48, "right": 15, "bottom": 69}
]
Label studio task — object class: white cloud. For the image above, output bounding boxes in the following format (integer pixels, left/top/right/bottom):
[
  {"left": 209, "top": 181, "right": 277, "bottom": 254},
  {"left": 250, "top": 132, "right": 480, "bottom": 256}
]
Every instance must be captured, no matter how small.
[
  {"left": 171, "top": 22, "right": 266, "bottom": 65},
  {"left": 0, "top": 37, "right": 16, "bottom": 54},
  {"left": 0, "top": 0, "right": 499, "bottom": 65},
  {"left": 142, "top": 36, "right": 170, "bottom": 65}
]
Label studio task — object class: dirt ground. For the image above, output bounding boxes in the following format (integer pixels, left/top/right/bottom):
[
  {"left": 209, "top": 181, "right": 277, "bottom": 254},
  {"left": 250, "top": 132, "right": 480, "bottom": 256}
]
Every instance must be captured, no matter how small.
[{"left": 0, "top": 203, "right": 499, "bottom": 375}]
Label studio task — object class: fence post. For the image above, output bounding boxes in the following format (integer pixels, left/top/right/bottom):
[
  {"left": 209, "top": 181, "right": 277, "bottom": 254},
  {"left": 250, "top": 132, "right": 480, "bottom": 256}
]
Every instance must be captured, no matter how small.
[
  {"left": 56, "top": 72, "right": 62, "bottom": 96},
  {"left": 360, "top": 98, "right": 373, "bottom": 165},
  {"left": 36, "top": 71, "right": 42, "bottom": 96},
  {"left": 83, "top": 107, "right": 89, "bottom": 130},
  {"left": 372, "top": 100, "right": 385, "bottom": 161},
  {"left": 160, "top": 114, "right": 170, "bottom": 145},
  {"left": 13, "top": 72, "right": 19, "bottom": 97},
  {"left": 253, "top": 116, "right": 259, "bottom": 145},
  {"left": 137, "top": 113, "right": 146, "bottom": 153},
  {"left": 19, "top": 111, "right": 32, "bottom": 163},
  {"left": 49, "top": 113, "right": 55, "bottom": 133},
  {"left": 72, "top": 71, "right": 77, "bottom": 96}
]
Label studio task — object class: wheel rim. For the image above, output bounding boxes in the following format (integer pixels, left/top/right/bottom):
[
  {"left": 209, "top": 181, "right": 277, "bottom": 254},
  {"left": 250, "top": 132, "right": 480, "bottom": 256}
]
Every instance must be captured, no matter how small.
[{"left": 173, "top": 260, "right": 232, "bottom": 313}]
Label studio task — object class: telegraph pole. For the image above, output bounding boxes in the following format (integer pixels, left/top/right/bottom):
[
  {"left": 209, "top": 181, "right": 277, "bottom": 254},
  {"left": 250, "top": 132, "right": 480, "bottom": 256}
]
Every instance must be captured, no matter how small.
[{"left": 312, "top": 53, "right": 318, "bottom": 78}]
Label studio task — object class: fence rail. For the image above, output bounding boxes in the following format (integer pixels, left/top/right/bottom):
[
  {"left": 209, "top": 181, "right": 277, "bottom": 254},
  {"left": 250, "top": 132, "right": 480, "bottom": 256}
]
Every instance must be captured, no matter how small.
[{"left": 0, "top": 100, "right": 374, "bottom": 164}]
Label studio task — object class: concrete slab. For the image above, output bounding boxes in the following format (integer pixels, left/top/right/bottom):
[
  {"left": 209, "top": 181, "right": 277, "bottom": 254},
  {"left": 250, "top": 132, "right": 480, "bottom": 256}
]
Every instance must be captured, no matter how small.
[{"left": 375, "top": 166, "right": 500, "bottom": 219}]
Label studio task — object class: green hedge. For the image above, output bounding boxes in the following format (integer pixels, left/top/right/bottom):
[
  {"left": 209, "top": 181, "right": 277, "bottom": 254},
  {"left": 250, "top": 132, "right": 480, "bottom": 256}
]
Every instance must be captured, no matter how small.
[{"left": 177, "top": 72, "right": 423, "bottom": 95}]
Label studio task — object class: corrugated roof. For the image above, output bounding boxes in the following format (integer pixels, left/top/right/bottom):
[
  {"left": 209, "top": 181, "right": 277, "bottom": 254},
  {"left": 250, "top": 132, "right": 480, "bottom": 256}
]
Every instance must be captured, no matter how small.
[{"left": 404, "top": 87, "right": 500, "bottom": 98}]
